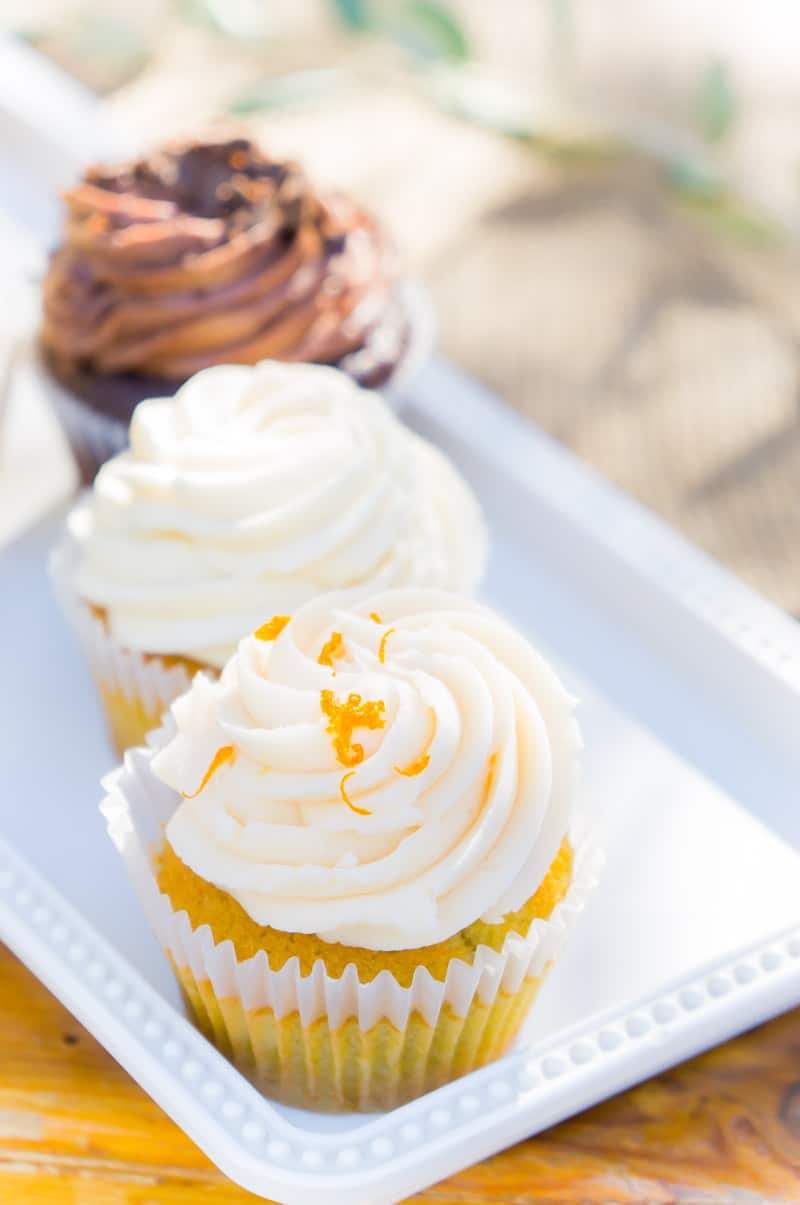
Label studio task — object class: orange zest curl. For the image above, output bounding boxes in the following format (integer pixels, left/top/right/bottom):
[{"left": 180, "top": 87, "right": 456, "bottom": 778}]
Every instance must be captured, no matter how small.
[
  {"left": 378, "top": 628, "right": 396, "bottom": 664},
  {"left": 484, "top": 752, "right": 498, "bottom": 797},
  {"left": 254, "top": 615, "right": 290, "bottom": 641},
  {"left": 395, "top": 752, "right": 430, "bottom": 777},
  {"left": 321, "top": 690, "right": 385, "bottom": 768},
  {"left": 340, "top": 770, "right": 372, "bottom": 816},
  {"left": 182, "top": 746, "right": 236, "bottom": 799},
  {"left": 318, "top": 631, "right": 345, "bottom": 667},
  {"left": 369, "top": 612, "right": 382, "bottom": 624}
]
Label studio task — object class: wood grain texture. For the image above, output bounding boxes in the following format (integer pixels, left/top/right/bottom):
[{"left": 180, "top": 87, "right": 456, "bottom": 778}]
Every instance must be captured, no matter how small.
[{"left": 0, "top": 946, "right": 798, "bottom": 1204}]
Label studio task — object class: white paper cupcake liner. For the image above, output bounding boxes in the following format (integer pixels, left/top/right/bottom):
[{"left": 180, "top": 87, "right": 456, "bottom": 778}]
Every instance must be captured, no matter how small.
[
  {"left": 47, "top": 367, "right": 130, "bottom": 479},
  {"left": 49, "top": 531, "right": 203, "bottom": 752},
  {"left": 101, "top": 725, "right": 599, "bottom": 1072}
]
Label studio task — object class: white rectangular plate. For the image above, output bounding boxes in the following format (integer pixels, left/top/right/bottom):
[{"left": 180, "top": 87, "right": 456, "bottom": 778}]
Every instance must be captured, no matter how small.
[{"left": 2, "top": 359, "right": 799, "bottom": 1205}]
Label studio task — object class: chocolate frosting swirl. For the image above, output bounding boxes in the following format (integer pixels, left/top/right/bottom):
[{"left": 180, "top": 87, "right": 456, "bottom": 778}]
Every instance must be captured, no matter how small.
[{"left": 41, "top": 138, "right": 408, "bottom": 391}]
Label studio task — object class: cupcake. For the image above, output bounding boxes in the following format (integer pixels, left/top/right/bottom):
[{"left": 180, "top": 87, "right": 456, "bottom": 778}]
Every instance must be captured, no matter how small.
[
  {"left": 52, "top": 360, "right": 487, "bottom": 756},
  {"left": 39, "top": 136, "right": 430, "bottom": 481},
  {"left": 102, "top": 588, "right": 593, "bottom": 1112}
]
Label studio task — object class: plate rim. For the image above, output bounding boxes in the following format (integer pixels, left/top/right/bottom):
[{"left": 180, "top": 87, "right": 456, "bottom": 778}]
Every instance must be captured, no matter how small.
[
  {"left": 0, "top": 829, "right": 797, "bottom": 1205},
  {"left": 3, "top": 356, "right": 800, "bottom": 1204},
  {"left": 411, "top": 359, "right": 800, "bottom": 691}
]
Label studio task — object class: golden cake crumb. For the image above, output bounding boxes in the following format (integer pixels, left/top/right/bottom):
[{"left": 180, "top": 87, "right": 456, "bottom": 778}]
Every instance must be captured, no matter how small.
[{"left": 156, "top": 838, "right": 574, "bottom": 986}]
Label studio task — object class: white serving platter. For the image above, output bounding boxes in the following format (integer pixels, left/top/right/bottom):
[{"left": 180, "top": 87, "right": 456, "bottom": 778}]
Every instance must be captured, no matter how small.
[{"left": 2, "top": 358, "right": 800, "bottom": 1205}]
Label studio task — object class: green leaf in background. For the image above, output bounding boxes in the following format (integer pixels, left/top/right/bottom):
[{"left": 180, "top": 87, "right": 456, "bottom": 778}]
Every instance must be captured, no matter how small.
[
  {"left": 229, "top": 68, "right": 348, "bottom": 116},
  {"left": 695, "top": 58, "right": 738, "bottom": 144},
  {"left": 179, "top": 0, "right": 272, "bottom": 42},
  {"left": 387, "top": 0, "right": 469, "bottom": 63},
  {"left": 330, "top": 0, "right": 469, "bottom": 63},
  {"left": 665, "top": 153, "right": 723, "bottom": 201},
  {"left": 677, "top": 189, "right": 783, "bottom": 246},
  {"left": 666, "top": 151, "right": 783, "bottom": 245},
  {"left": 331, "top": 0, "right": 371, "bottom": 29},
  {"left": 425, "top": 63, "right": 617, "bottom": 160},
  {"left": 547, "top": 0, "right": 575, "bottom": 79},
  {"left": 425, "top": 64, "right": 537, "bottom": 137}
]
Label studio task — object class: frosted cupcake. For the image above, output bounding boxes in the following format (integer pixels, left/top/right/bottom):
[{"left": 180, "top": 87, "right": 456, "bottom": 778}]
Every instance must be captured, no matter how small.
[
  {"left": 52, "top": 360, "right": 486, "bottom": 755},
  {"left": 39, "top": 137, "right": 429, "bottom": 481},
  {"left": 102, "top": 588, "right": 593, "bottom": 1111}
]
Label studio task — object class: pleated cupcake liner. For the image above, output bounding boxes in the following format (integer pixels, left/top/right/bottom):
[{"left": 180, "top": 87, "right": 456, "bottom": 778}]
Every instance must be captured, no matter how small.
[
  {"left": 44, "top": 366, "right": 130, "bottom": 483},
  {"left": 101, "top": 728, "right": 600, "bottom": 1111},
  {"left": 50, "top": 533, "right": 203, "bottom": 754}
]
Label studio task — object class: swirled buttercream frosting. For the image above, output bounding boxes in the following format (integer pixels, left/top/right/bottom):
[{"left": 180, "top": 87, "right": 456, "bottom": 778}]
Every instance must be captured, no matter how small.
[
  {"left": 69, "top": 361, "right": 487, "bottom": 667},
  {"left": 151, "top": 588, "right": 581, "bottom": 950},
  {"left": 41, "top": 137, "right": 409, "bottom": 394}
]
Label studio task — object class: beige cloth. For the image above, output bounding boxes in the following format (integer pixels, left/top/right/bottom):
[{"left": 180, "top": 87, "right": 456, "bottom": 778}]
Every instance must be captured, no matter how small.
[{"left": 5, "top": 10, "right": 800, "bottom": 615}]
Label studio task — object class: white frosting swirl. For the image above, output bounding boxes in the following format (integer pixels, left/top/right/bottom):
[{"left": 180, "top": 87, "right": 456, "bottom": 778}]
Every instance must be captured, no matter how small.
[
  {"left": 69, "top": 361, "right": 486, "bottom": 667},
  {"left": 152, "top": 589, "right": 581, "bottom": 951}
]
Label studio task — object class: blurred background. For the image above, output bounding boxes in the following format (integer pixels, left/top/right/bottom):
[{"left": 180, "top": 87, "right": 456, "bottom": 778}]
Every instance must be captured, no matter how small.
[{"left": 2, "top": 0, "right": 800, "bottom": 612}]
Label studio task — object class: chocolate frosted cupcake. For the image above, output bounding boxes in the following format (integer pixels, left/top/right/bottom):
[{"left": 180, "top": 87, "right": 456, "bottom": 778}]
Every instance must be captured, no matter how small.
[{"left": 40, "top": 137, "right": 429, "bottom": 481}]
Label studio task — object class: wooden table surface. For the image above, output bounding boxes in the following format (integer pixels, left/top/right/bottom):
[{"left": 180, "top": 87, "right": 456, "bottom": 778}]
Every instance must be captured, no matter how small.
[
  {"left": 1, "top": 942, "right": 798, "bottom": 1204},
  {"left": 1, "top": 22, "right": 800, "bottom": 1203}
]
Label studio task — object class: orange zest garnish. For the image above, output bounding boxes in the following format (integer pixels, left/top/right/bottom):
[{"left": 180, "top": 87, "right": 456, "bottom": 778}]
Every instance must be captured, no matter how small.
[
  {"left": 254, "top": 615, "right": 290, "bottom": 642},
  {"left": 378, "top": 628, "right": 396, "bottom": 664},
  {"left": 340, "top": 770, "right": 372, "bottom": 816},
  {"left": 369, "top": 612, "right": 382, "bottom": 624},
  {"left": 318, "top": 631, "right": 345, "bottom": 667},
  {"left": 321, "top": 690, "right": 385, "bottom": 768},
  {"left": 484, "top": 752, "right": 498, "bottom": 796},
  {"left": 395, "top": 752, "right": 430, "bottom": 777},
  {"left": 182, "top": 746, "right": 236, "bottom": 798}
]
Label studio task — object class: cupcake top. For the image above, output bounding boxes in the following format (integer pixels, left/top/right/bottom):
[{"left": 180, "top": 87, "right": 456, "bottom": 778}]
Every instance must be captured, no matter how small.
[
  {"left": 152, "top": 589, "right": 580, "bottom": 951},
  {"left": 69, "top": 361, "right": 487, "bottom": 667},
  {"left": 41, "top": 137, "right": 407, "bottom": 389}
]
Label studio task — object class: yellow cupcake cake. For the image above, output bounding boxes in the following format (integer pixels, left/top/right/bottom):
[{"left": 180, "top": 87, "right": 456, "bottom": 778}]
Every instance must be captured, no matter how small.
[
  {"left": 52, "top": 359, "right": 487, "bottom": 755},
  {"left": 103, "top": 588, "right": 590, "bottom": 1111}
]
